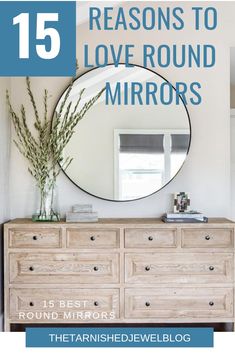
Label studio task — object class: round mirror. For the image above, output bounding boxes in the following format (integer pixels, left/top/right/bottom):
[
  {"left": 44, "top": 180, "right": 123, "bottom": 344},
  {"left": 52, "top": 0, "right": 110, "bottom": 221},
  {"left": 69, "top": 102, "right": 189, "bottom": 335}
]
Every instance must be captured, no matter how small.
[{"left": 55, "top": 64, "right": 191, "bottom": 201}]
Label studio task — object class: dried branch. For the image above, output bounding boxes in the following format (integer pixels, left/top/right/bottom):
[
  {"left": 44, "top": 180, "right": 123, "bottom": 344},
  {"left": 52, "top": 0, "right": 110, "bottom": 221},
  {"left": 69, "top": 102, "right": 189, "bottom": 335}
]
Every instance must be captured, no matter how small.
[{"left": 6, "top": 78, "right": 105, "bottom": 201}]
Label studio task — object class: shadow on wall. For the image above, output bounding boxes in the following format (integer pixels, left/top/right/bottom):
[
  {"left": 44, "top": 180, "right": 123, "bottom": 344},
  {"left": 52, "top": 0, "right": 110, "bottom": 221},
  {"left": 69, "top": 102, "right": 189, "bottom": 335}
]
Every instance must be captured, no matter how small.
[
  {"left": 231, "top": 48, "right": 235, "bottom": 108},
  {"left": 0, "top": 77, "right": 11, "bottom": 331}
]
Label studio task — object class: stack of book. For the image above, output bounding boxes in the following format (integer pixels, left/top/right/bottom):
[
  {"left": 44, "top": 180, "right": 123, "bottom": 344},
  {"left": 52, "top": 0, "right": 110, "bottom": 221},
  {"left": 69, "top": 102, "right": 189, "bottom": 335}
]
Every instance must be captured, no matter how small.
[
  {"left": 66, "top": 204, "right": 98, "bottom": 222},
  {"left": 162, "top": 212, "right": 208, "bottom": 223}
]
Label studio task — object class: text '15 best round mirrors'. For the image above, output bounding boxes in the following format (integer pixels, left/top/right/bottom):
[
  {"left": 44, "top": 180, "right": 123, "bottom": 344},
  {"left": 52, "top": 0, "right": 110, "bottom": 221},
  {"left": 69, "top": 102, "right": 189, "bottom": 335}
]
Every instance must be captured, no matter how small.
[{"left": 55, "top": 64, "right": 191, "bottom": 201}]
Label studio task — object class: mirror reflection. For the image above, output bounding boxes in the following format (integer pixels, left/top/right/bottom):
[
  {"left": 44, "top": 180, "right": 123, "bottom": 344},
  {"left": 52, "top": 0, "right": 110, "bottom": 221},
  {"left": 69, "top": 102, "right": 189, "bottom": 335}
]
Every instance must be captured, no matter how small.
[{"left": 56, "top": 65, "right": 191, "bottom": 201}]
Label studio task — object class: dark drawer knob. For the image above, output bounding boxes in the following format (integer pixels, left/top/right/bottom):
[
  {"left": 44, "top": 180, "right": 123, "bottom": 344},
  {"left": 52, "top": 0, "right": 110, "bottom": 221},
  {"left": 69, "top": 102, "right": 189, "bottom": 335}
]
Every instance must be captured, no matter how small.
[
  {"left": 209, "top": 266, "right": 214, "bottom": 271},
  {"left": 145, "top": 302, "right": 151, "bottom": 307},
  {"left": 33, "top": 236, "right": 37, "bottom": 240},
  {"left": 29, "top": 266, "right": 34, "bottom": 271},
  {"left": 93, "top": 266, "right": 99, "bottom": 271},
  {"left": 209, "top": 301, "right": 214, "bottom": 306},
  {"left": 145, "top": 266, "right": 151, "bottom": 271},
  {"left": 94, "top": 301, "right": 99, "bottom": 306},
  {"left": 148, "top": 236, "right": 153, "bottom": 241},
  {"left": 29, "top": 302, "right": 34, "bottom": 307},
  {"left": 90, "top": 236, "right": 96, "bottom": 241},
  {"left": 205, "top": 235, "right": 211, "bottom": 240}
]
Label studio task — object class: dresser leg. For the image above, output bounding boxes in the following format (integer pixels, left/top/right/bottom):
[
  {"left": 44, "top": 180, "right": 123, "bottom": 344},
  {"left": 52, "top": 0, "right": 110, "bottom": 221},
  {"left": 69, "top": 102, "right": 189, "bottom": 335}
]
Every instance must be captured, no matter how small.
[
  {"left": 4, "top": 320, "right": 10, "bottom": 332},
  {"left": 223, "top": 322, "right": 234, "bottom": 331}
]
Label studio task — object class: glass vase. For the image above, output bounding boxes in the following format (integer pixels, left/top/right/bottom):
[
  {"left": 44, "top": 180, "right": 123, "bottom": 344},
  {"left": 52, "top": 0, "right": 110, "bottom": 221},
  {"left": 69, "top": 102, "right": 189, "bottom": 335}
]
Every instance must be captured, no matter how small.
[{"left": 32, "top": 184, "right": 60, "bottom": 222}]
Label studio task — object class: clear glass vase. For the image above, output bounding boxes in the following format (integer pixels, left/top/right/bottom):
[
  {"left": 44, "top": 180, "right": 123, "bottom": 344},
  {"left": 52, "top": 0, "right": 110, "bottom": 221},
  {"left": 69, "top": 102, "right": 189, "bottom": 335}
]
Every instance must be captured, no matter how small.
[{"left": 32, "top": 184, "right": 60, "bottom": 222}]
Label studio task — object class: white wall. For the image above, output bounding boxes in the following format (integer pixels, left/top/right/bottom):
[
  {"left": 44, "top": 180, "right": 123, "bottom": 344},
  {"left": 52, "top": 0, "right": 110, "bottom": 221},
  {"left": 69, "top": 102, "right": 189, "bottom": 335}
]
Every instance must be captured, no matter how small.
[
  {"left": 0, "top": 77, "right": 11, "bottom": 331},
  {"left": 8, "top": 1, "right": 234, "bottom": 218},
  {"left": 0, "top": 78, "right": 10, "bottom": 221}
]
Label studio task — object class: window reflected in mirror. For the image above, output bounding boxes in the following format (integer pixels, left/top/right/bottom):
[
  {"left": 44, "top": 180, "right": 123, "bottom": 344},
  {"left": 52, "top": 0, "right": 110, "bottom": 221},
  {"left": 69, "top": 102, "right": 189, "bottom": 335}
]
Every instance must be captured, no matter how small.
[{"left": 115, "top": 131, "right": 189, "bottom": 200}]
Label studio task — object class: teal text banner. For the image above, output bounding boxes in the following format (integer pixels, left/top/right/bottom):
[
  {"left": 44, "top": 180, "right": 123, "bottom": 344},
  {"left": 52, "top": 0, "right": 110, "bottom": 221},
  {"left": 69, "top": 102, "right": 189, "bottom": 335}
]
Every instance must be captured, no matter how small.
[{"left": 26, "top": 327, "right": 214, "bottom": 347}]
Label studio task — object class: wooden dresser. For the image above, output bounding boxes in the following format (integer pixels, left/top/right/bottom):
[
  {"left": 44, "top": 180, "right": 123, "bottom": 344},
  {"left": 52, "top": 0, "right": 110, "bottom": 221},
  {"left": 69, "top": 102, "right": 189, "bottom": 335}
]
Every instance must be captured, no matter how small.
[{"left": 4, "top": 218, "right": 235, "bottom": 331}]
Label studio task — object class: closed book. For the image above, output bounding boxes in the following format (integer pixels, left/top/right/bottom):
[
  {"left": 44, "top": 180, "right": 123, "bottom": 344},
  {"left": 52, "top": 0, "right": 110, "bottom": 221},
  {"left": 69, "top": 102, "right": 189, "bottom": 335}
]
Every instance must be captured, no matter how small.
[
  {"left": 166, "top": 216, "right": 205, "bottom": 221},
  {"left": 165, "top": 212, "right": 204, "bottom": 220},
  {"left": 72, "top": 204, "right": 93, "bottom": 213},
  {"left": 162, "top": 216, "right": 208, "bottom": 223},
  {"left": 66, "top": 212, "right": 98, "bottom": 223}
]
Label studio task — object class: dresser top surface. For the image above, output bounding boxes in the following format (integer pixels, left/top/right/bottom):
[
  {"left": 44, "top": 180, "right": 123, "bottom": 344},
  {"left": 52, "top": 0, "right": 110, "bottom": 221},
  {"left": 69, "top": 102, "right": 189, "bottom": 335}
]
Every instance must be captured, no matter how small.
[{"left": 5, "top": 217, "right": 234, "bottom": 226}]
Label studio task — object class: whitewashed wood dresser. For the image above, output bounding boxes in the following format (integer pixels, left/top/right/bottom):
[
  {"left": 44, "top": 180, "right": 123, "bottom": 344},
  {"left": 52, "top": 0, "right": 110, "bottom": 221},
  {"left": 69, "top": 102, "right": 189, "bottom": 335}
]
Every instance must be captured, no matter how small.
[{"left": 4, "top": 218, "right": 235, "bottom": 331}]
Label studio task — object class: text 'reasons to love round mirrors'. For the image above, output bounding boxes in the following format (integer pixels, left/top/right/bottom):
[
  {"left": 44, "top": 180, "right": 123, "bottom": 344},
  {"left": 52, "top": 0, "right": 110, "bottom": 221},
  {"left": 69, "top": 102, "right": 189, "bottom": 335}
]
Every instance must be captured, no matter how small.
[{"left": 55, "top": 64, "right": 191, "bottom": 202}]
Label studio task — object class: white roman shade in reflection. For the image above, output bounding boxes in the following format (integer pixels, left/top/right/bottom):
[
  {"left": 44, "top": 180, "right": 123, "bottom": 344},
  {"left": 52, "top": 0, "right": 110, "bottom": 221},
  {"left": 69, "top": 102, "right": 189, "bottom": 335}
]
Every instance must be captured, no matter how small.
[
  {"left": 171, "top": 134, "right": 190, "bottom": 154},
  {"left": 119, "top": 134, "right": 164, "bottom": 154}
]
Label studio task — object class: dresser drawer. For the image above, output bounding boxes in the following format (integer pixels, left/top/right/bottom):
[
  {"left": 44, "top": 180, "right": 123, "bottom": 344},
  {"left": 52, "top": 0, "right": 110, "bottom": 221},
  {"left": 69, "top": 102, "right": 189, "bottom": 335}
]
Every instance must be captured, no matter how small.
[
  {"left": 125, "top": 229, "right": 177, "bottom": 248},
  {"left": 125, "top": 288, "right": 233, "bottom": 319},
  {"left": 67, "top": 229, "right": 119, "bottom": 248},
  {"left": 9, "top": 253, "right": 119, "bottom": 284},
  {"left": 182, "top": 228, "right": 234, "bottom": 248},
  {"left": 9, "top": 228, "right": 61, "bottom": 248},
  {"left": 10, "top": 288, "right": 119, "bottom": 322},
  {"left": 125, "top": 253, "right": 233, "bottom": 284}
]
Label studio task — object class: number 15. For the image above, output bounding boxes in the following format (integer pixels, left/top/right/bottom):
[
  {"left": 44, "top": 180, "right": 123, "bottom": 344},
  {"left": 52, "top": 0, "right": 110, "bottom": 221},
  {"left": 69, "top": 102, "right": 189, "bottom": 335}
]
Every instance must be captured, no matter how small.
[{"left": 13, "top": 13, "right": 61, "bottom": 60}]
